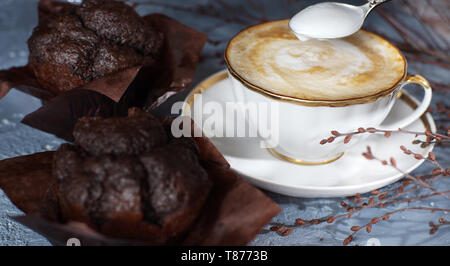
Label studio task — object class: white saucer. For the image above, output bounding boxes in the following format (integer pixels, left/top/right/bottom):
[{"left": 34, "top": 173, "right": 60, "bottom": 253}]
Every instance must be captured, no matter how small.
[{"left": 183, "top": 70, "right": 436, "bottom": 198}]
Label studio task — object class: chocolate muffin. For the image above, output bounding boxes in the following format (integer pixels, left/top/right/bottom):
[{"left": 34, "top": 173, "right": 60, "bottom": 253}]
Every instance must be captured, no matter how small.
[
  {"left": 28, "top": 0, "right": 163, "bottom": 94},
  {"left": 52, "top": 108, "right": 211, "bottom": 241}
]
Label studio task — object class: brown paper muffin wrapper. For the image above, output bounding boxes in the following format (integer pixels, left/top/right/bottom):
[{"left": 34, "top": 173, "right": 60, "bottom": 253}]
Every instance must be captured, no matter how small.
[
  {"left": 0, "top": 0, "right": 207, "bottom": 140},
  {"left": 0, "top": 118, "right": 281, "bottom": 246}
]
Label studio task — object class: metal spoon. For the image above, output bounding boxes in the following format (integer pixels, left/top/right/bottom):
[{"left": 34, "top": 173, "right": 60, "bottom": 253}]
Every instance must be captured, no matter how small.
[{"left": 289, "top": 0, "right": 391, "bottom": 41}]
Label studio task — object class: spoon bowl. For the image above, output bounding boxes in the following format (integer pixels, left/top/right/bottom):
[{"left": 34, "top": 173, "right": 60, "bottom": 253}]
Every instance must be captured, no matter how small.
[{"left": 289, "top": 1, "right": 387, "bottom": 41}]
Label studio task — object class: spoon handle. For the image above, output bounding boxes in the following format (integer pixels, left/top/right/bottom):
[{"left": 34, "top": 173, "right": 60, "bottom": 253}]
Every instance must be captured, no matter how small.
[
  {"left": 362, "top": 0, "right": 392, "bottom": 13},
  {"left": 368, "top": 0, "right": 392, "bottom": 7}
]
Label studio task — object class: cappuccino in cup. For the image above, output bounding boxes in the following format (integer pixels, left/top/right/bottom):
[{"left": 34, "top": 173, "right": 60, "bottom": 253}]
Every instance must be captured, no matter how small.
[
  {"left": 225, "top": 20, "right": 432, "bottom": 164},
  {"left": 226, "top": 20, "right": 405, "bottom": 101}
]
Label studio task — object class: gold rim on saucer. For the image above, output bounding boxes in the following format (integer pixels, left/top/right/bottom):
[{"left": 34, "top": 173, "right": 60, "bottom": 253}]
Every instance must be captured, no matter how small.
[
  {"left": 183, "top": 70, "right": 432, "bottom": 165},
  {"left": 267, "top": 148, "right": 345, "bottom": 165}
]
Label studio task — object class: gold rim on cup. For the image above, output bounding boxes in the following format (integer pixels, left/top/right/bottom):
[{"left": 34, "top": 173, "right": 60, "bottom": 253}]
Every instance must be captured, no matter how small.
[{"left": 224, "top": 19, "right": 415, "bottom": 107}]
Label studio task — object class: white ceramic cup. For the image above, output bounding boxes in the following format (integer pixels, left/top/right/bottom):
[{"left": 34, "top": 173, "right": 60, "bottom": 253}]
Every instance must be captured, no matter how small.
[{"left": 225, "top": 28, "right": 432, "bottom": 165}]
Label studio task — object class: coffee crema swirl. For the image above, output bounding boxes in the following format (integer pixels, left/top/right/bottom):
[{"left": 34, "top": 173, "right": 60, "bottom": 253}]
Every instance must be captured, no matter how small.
[{"left": 226, "top": 20, "right": 406, "bottom": 101}]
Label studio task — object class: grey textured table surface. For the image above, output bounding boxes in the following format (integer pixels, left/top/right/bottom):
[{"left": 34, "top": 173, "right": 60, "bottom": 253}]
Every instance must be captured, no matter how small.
[{"left": 0, "top": 0, "right": 448, "bottom": 246}]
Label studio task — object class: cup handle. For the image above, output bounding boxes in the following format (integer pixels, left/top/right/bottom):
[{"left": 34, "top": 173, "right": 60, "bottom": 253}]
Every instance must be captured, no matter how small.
[{"left": 379, "top": 75, "right": 432, "bottom": 130}]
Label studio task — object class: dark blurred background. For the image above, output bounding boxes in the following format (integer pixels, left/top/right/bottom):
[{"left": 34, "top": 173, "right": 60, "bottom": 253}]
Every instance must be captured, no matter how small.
[{"left": 0, "top": 0, "right": 448, "bottom": 107}]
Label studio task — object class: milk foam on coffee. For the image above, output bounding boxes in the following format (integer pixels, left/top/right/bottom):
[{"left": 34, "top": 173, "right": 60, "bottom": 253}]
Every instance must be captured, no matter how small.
[
  {"left": 226, "top": 20, "right": 405, "bottom": 101},
  {"left": 289, "top": 2, "right": 365, "bottom": 40}
]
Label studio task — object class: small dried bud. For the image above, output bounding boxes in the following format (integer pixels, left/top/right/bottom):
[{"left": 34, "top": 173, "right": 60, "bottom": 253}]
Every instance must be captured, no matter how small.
[
  {"left": 327, "top": 137, "right": 335, "bottom": 143},
  {"left": 428, "top": 152, "right": 436, "bottom": 161},
  {"left": 378, "top": 193, "right": 387, "bottom": 200},
  {"left": 400, "top": 145, "right": 407, "bottom": 151},
  {"left": 384, "top": 131, "right": 391, "bottom": 138},
  {"left": 343, "top": 235, "right": 353, "bottom": 246},
  {"left": 367, "top": 127, "right": 376, "bottom": 133},
  {"left": 327, "top": 216, "right": 335, "bottom": 223},
  {"left": 403, "top": 180, "right": 413, "bottom": 185},
  {"left": 340, "top": 201, "right": 348, "bottom": 207},
  {"left": 381, "top": 160, "right": 388, "bottom": 165},
  {"left": 270, "top": 226, "right": 279, "bottom": 231},
  {"left": 382, "top": 215, "right": 390, "bottom": 221},
  {"left": 425, "top": 131, "right": 432, "bottom": 136},
  {"left": 344, "top": 135, "right": 352, "bottom": 144},
  {"left": 311, "top": 219, "right": 321, "bottom": 224},
  {"left": 363, "top": 153, "right": 374, "bottom": 160},
  {"left": 436, "top": 136, "right": 442, "bottom": 141},
  {"left": 320, "top": 139, "right": 328, "bottom": 145},
  {"left": 358, "top": 127, "right": 366, "bottom": 133},
  {"left": 350, "top": 226, "right": 360, "bottom": 231},
  {"left": 429, "top": 227, "right": 438, "bottom": 235},
  {"left": 368, "top": 198, "right": 375, "bottom": 206},
  {"left": 432, "top": 168, "right": 442, "bottom": 175},
  {"left": 370, "top": 218, "right": 380, "bottom": 224},
  {"left": 439, "top": 218, "right": 447, "bottom": 223},
  {"left": 366, "top": 225, "right": 372, "bottom": 233},
  {"left": 295, "top": 218, "right": 307, "bottom": 225},
  {"left": 412, "top": 139, "right": 421, "bottom": 144},
  {"left": 331, "top": 130, "right": 340, "bottom": 136},
  {"left": 277, "top": 226, "right": 287, "bottom": 233},
  {"left": 390, "top": 157, "right": 397, "bottom": 167},
  {"left": 414, "top": 154, "right": 423, "bottom": 160},
  {"left": 281, "top": 229, "right": 293, "bottom": 236}
]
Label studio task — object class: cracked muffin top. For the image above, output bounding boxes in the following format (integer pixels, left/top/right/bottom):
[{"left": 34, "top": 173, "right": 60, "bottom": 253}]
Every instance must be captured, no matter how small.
[
  {"left": 27, "top": 0, "right": 163, "bottom": 93},
  {"left": 73, "top": 108, "right": 168, "bottom": 156}
]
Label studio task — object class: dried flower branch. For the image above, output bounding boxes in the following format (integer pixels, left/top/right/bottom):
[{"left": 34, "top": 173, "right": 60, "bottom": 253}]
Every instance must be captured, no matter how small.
[
  {"left": 429, "top": 218, "right": 450, "bottom": 235},
  {"left": 320, "top": 127, "right": 450, "bottom": 147},
  {"left": 362, "top": 146, "right": 449, "bottom": 198},
  {"left": 271, "top": 141, "right": 449, "bottom": 245},
  {"left": 270, "top": 143, "right": 450, "bottom": 245}
]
